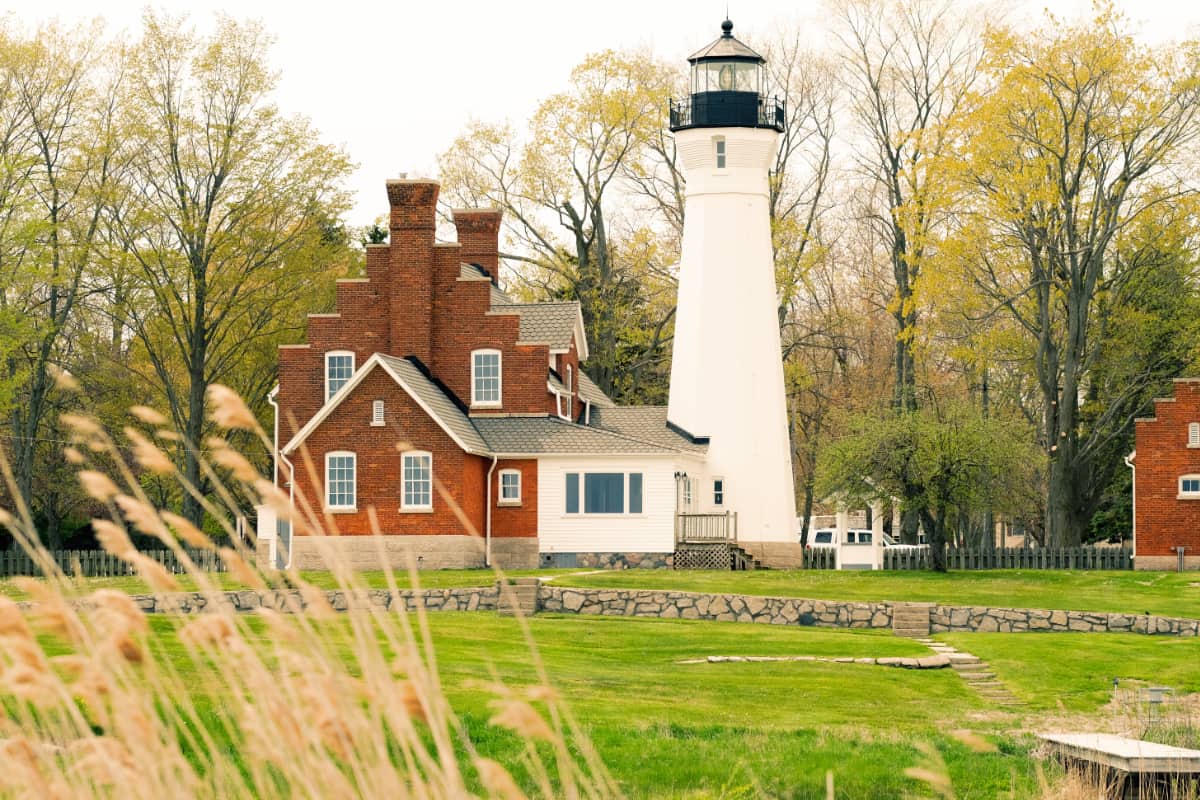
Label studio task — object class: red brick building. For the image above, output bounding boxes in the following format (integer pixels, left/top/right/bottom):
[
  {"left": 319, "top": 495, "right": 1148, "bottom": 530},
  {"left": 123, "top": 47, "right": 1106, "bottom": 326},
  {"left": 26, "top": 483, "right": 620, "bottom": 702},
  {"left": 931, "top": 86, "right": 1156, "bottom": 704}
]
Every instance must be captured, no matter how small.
[
  {"left": 258, "top": 178, "right": 707, "bottom": 570},
  {"left": 1131, "top": 378, "right": 1200, "bottom": 570}
]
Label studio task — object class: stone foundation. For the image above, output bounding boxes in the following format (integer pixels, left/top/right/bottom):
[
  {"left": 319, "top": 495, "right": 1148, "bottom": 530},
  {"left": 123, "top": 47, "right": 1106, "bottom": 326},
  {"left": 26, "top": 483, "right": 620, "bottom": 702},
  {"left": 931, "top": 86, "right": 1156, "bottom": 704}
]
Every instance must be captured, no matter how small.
[
  {"left": 490, "top": 538, "right": 539, "bottom": 569},
  {"left": 286, "top": 534, "right": 486, "bottom": 570},
  {"left": 1134, "top": 554, "right": 1200, "bottom": 571},
  {"left": 571, "top": 552, "right": 674, "bottom": 569}
]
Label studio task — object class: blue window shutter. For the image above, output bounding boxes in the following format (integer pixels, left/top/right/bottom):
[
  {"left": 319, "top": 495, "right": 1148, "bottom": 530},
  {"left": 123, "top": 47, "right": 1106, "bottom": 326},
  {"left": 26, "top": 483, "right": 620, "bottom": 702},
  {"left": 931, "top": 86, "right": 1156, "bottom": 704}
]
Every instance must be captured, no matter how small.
[
  {"left": 566, "top": 473, "right": 579, "bottom": 513},
  {"left": 629, "top": 473, "right": 643, "bottom": 514}
]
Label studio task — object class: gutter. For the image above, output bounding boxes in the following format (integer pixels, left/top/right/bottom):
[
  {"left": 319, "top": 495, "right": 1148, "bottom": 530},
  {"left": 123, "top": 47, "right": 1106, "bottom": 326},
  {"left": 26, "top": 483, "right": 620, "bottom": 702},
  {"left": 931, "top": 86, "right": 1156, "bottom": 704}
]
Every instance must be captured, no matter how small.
[
  {"left": 485, "top": 455, "right": 498, "bottom": 567},
  {"left": 1124, "top": 451, "right": 1136, "bottom": 556},
  {"left": 267, "top": 387, "right": 296, "bottom": 569}
]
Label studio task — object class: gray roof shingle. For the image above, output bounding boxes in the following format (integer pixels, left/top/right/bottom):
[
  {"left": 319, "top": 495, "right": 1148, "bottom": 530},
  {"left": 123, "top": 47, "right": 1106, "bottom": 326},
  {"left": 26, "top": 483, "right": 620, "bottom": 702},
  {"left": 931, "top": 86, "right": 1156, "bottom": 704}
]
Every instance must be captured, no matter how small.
[
  {"left": 588, "top": 406, "right": 708, "bottom": 453},
  {"left": 459, "top": 262, "right": 511, "bottom": 305},
  {"left": 472, "top": 416, "right": 685, "bottom": 455},
  {"left": 576, "top": 370, "right": 615, "bottom": 407},
  {"left": 377, "top": 354, "right": 490, "bottom": 454},
  {"left": 492, "top": 302, "right": 579, "bottom": 350}
]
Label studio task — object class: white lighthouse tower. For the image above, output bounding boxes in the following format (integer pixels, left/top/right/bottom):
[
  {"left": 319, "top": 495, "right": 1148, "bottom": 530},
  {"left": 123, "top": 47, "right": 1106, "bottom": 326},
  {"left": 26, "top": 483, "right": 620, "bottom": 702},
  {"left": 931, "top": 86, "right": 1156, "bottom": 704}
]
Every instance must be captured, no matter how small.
[{"left": 668, "top": 20, "right": 798, "bottom": 558}]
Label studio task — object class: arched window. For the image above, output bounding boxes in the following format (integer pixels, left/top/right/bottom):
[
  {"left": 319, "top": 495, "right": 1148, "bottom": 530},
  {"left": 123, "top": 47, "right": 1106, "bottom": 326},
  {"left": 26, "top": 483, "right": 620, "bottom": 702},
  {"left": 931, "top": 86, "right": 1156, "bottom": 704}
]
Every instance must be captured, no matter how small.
[
  {"left": 325, "top": 451, "right": 356, "bottom": 511},
  {"left": 401, "top": 451, "right": 433, "bottom": 510},
  {"left": 325, "top": 351, "right": 355, "bottom": 401},
  {"left": 471, "top": 349, "right": 502, "bottom": 407}
]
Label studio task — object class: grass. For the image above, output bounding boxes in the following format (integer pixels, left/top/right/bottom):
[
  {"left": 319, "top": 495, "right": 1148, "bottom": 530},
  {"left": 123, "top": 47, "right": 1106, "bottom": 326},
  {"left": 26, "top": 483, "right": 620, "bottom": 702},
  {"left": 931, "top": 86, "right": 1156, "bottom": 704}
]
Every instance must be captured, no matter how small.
[
  {"left": 553, "top": 569, "right": 1200, "bottom": 619},
  {"left": 0, "top": 568, "right": 586, "bottom": 600},
  {"left": 939, "top": 631, "right": 1200, "bottom": 712},
  {"left": 43, "top": 611, "right": 1045, "bottom": 799}
]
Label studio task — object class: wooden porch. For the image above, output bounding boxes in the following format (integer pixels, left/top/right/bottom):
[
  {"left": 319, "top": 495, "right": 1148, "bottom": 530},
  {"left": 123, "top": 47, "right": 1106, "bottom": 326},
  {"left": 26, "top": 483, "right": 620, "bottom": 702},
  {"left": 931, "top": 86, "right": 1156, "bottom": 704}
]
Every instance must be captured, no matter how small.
[{"left": 675, "top": 511, "right": 738, "bottom": 544}]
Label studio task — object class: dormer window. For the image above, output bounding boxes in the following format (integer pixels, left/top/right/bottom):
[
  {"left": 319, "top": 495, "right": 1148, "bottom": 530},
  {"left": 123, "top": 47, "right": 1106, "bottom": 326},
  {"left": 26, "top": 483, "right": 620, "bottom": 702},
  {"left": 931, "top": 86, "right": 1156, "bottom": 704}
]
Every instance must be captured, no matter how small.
[
  {"left": 1188, "top": 422, "right": 1199, "bottom": 448},
  {"left": 715, "top": 138, "right": 726, "bottom": 168},
  {"left": 325, "top": 351, "right": 354, "bottom": 402},
  {"left": 472, "top": 349, "right": 501, "bottom": 407}
]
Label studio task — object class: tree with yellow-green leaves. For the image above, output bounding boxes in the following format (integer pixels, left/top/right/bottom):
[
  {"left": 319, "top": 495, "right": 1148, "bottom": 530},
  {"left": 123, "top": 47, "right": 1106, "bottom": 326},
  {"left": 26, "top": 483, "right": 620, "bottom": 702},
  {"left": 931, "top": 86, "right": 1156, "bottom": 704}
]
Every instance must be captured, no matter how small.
[
  {"left": 935, "top": 4, "right": 1200, "bottom": 546},
  {"left": 108, "top": 14, "right": 352, "bottom": 527},
  {"left": 439, "top": 51, "right": 678, "bottom": 402}
]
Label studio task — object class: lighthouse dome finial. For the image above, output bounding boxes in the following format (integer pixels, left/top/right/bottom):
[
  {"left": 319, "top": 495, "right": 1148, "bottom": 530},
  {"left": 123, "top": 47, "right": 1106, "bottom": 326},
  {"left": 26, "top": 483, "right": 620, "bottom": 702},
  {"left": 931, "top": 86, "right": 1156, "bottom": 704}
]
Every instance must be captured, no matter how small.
[{"left": 721, "top": 19, "right": 734, "bottom": 37}]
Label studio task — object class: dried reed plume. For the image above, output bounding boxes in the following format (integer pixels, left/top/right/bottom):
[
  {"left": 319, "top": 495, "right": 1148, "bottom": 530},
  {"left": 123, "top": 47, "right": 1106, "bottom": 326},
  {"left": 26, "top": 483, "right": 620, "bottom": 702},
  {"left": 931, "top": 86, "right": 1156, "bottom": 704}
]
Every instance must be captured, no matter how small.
[{"left": 0, "top": 393, "right": 617, "bottom": 800}]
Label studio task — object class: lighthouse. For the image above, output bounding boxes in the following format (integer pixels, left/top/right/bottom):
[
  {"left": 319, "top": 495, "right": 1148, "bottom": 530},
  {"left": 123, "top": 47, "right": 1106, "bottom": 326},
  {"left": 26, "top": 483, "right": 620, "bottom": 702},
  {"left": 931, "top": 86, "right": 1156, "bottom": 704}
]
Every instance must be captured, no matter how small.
[{"left": 667, "top": 20, "right": 798, "bottom": 554}]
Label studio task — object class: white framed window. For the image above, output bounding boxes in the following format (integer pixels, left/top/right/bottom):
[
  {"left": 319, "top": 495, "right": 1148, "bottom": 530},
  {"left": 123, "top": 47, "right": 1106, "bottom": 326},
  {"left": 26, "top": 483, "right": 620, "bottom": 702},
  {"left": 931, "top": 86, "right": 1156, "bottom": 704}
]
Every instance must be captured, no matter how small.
[
  {"left": 371, "top": 400, "right": 385, "bottom": 426},
  {"left": 1180, "top": 475, "right": 1200, "bottom": 498},
  {"left": 1188, "top": 422, "right": 1200, "bottom": 448},
  {"left": 715, "top": 137, "right": 726, "bottom": 169},
  {"left": 682, "top": 477, "right": 693, "bottom": 510},
  {"left": 402, "top": 451, "right": 432, "bottom": 510},
  {"left": 564, "top": 471, "right": 643, "bottom": 515},
  {"left": 325, "top": 451, "right": 356, "bottom": 511},
  {"left": 713, "top": 477, "right": 725, "bottom": 507},
  {"left": 499, "top": 469, "right": 521, "bottom": 505},
  {"left": 471, "top": 349, "right": 502, "bottom": 407},
  {"left": 325, "top": 351, "right": 355, "bottom": 401}
]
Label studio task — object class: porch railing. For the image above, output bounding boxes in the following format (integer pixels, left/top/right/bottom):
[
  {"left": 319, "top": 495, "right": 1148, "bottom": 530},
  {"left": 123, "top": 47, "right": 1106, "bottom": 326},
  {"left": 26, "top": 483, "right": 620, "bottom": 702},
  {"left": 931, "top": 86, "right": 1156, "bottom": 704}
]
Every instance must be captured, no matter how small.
[{"left": 675, "top": 511, "right": 738, "bottom": 544}]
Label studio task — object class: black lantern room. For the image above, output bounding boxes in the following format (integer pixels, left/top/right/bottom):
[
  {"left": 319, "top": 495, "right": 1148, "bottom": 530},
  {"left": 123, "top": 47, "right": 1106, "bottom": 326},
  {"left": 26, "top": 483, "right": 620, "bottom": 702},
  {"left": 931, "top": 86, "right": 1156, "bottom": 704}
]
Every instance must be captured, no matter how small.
[{"left": 669, "top": 20, "right": 785, "bottom": 133}]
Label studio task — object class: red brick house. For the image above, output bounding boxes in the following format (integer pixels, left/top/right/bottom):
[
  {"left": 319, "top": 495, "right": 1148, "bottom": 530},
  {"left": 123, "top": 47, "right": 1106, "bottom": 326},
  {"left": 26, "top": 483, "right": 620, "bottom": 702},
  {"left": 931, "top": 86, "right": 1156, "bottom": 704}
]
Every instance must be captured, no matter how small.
[
  {"left": 256, "top": 178, "right": 708, "bottom": 570},
  {"left": 1130, "top": 378, "right": 1200, "bottom": 570}
]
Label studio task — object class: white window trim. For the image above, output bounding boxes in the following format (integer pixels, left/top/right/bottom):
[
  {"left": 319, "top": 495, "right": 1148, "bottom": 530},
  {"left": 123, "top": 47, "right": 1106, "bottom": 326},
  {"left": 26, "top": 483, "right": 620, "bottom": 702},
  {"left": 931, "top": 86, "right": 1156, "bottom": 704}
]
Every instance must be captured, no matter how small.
[
  {"left": 371, "top": 399, "right": 385, "bottom": 427},
  {"left": 1179, "top": 474, "right": 1200, "bottom": 499},
  {"left": 1189, "top": 422, "right": 1200, "bottom": 448},
  {"left": 325, "top": 450, "right": 357, "bottom": 512},
  {"left": 565, "top": 364, "right": 574, "bottom": 420},
  {"left": 562, "top": 470, "right": 646, "bottom": 517},
  {"left": 714, "top": 137, "right": 727, "bottom": 169},
  {"left": 325, "top": 350, "right": 355, "bottom": 403},
  {"left": 401, "top": 450, "right": 433, "bottom": 512},
  {"left": 498, "top": 468, "right": 522, "bottom": 506},
  {"left": 471, "top": 348, "right": 503, "bottom": 408},
  {"left": 713, "top": 476, "right": 725, "bottom": 507}
]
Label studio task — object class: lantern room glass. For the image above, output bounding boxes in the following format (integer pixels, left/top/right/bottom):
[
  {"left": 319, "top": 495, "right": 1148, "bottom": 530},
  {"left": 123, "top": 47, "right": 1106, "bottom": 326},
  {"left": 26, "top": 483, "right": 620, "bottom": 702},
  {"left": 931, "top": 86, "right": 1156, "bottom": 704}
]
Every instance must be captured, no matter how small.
[{"left": 691, "top": 60, "right": 763, "bottom": 95}]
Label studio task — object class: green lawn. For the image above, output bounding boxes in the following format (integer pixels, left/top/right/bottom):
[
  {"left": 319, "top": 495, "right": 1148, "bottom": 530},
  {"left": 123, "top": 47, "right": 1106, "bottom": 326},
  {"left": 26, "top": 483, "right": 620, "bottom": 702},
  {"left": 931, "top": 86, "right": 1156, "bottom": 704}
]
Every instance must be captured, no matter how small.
[
  {"left": 939, "top": 631, "right": 1200, "bottom": 712},
  {"left": 0, "top": 568, "right": 584, "bottom": 600},
  {"left": 91, "top": 613, "right": 1043, "bottom": 799},
  {"left": 553, "top": 569, "right": 1200, "bottom": 619}
]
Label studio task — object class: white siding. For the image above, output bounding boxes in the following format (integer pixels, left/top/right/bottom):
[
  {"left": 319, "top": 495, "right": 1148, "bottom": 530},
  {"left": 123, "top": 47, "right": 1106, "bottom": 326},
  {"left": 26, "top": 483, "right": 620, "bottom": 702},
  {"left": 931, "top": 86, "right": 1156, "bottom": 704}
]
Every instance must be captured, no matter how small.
[{"left": 537, "top": 456, "right": 694, "bottom": 553}]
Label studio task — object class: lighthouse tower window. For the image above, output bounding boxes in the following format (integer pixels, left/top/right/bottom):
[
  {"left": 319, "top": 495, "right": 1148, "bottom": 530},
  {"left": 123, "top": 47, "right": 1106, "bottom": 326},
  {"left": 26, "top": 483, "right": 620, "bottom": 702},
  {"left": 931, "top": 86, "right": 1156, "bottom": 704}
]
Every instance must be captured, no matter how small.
[{"left": 715, "top": 138, "right": 726, "bottom": 168}]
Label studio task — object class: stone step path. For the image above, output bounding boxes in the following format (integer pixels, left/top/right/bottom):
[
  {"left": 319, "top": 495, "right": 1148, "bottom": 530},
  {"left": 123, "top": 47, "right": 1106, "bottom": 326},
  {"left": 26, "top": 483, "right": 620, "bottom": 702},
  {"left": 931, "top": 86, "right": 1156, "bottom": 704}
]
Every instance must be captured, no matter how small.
[
  {"left": 915, "top": 638, "right": 1023, "bottom": 707},
  {"left": 497, "top": 578, "right": 540, "bottom": 617}
]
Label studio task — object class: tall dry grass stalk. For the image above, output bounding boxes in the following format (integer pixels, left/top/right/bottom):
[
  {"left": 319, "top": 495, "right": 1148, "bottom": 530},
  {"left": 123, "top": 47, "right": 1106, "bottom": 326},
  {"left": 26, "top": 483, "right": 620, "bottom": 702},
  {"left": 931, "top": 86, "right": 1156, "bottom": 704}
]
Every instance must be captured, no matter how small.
[{"left": 0, "top": 390, "right": 619, "bottom": 799}]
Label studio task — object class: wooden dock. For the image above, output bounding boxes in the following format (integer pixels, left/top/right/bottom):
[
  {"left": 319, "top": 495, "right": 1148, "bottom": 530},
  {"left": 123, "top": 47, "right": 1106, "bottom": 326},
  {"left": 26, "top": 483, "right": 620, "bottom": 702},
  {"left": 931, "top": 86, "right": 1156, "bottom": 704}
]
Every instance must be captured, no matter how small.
[{"left": 1039, "top": 733, "right": 1200, "bottom": 798}]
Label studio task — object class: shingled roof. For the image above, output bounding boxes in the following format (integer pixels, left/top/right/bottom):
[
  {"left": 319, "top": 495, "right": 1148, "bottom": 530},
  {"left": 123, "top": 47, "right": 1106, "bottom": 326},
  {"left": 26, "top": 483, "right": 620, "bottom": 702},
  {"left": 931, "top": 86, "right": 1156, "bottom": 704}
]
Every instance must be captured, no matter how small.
[
  {"left": 588, "top": 406, "right": 708, "bottom": 453},
  {"left": 576, "top": 370, "right": 615, "bottom": 408},
  {"left": 493, "top": 302, "right": 581, "bottom": 351},
  {"left": 472, "top": 416, "right": 688, "bottom": 455},
  {"left": 459, "top": 262, "right": 511, "bottom": 306}
]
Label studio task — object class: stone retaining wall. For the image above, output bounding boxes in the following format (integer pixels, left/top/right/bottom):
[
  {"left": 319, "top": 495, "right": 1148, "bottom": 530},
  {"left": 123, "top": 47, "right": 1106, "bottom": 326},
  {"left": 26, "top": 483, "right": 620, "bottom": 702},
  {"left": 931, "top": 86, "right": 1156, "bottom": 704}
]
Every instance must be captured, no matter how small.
[
  {"left": 28, "top": 584, "right": 1200, "bottom": 637},
  {"left": 539, "top": 586, "right": 1200, "bottom": 637}
]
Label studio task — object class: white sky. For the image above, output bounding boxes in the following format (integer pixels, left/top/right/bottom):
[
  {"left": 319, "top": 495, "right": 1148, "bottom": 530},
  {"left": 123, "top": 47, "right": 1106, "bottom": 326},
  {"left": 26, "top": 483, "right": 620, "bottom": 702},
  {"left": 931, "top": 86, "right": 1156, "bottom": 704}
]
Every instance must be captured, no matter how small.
[{"left": 8, "top": 0, "right": 1200, "bottom": 222}]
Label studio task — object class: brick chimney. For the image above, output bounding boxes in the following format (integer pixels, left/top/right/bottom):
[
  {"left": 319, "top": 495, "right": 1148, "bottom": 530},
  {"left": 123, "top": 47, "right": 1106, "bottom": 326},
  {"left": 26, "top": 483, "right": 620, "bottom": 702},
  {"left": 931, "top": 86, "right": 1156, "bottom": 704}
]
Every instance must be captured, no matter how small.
[
  {"left": 451, "top": 208, "right": 503, "bottom": 285},
  {"left": 386, "top": 179, "right": 439, "bottom": 362}
]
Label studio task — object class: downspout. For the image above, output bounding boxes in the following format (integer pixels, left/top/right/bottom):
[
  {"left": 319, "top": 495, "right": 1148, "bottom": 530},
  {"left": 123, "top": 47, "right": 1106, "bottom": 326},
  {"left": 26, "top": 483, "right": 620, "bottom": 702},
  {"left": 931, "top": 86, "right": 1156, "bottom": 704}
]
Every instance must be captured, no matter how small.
[
  {"left": 267, "top": 387, "right": 296, "bottom": 569},
  {"left": 485, "top": 455, "right": 498, "bottom": 568},
  {"left": 1124, "top": 451, "right": 1136, "bottom": 558}
]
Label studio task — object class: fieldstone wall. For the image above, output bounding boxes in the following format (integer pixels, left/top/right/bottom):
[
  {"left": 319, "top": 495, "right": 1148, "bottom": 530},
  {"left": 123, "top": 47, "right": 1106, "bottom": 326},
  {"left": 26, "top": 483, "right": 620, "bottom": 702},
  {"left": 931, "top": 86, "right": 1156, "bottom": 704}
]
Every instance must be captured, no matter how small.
[
  {"left": 539, "top": 587, "right": 1200, "bottom": 637},
  {"left": 540, "top": 586, "right": 891, "bottom": 628},
  {"left": 572, "top": 552, "right": 674, "bottom": 569},
  {"left": 26, "top": 586, "right": 502, "bottom": 616},
  {"left": 930, "top": 605, "right": 1200, "bottom": 636}
]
